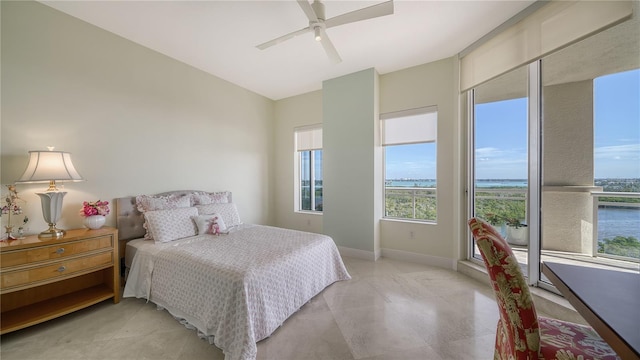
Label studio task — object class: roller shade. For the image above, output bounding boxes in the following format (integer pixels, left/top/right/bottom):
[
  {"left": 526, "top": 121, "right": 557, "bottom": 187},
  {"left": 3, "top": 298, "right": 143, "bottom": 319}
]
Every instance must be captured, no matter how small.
[
  {"left": 460, "top": 1, "right": 633, "bottom": 92},
  {"left": 381, "top": 106, "right": 437, "bottom": 146},
  {"left": 295, "top": 125, "right": 322, "bottom": 151}
]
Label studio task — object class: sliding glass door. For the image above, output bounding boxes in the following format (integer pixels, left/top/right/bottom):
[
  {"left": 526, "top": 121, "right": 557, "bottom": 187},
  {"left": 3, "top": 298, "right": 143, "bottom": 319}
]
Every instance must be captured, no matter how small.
[
  {"left": 538, "top": 16, "right": 640, "bottom": 280},
  {"left": 470, "top": 66, "right": 530, "bottom": 277},
  {"left": 468, "top": 13, "right": 640, "bottom": 285}
]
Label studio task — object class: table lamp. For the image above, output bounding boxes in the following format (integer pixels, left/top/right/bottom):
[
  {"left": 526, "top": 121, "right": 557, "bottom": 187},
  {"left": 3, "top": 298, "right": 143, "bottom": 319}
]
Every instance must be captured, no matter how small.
[{"left": 16, "top": 148, "right": 84, "bottom": 238}]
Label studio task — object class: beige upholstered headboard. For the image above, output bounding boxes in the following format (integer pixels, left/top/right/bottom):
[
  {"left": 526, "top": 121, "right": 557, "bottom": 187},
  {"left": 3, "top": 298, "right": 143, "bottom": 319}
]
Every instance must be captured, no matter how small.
[{"left": 115, "top": 190, "right": 232, "bottom": 242}]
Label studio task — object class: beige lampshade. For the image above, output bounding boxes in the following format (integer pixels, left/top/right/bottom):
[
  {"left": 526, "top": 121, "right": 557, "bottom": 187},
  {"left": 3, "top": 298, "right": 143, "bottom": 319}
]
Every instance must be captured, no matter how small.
[
  {"left": 17, "top": 150, "right": 84, "bottom": 190},
  {"left": 16, "top": 150, "right": 84, "bottom": 238}
]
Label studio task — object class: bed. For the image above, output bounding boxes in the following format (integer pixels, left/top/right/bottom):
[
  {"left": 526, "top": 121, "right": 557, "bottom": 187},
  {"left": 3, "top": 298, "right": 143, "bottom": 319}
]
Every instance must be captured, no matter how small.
[{"left": 116, "top": 191, "right": 350, "bottom": 360}]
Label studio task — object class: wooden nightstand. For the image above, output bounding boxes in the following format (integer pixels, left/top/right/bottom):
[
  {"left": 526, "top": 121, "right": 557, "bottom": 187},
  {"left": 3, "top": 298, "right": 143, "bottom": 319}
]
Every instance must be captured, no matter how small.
[{"left": 0, "top": 227, "right": 119, "bottom": 334}]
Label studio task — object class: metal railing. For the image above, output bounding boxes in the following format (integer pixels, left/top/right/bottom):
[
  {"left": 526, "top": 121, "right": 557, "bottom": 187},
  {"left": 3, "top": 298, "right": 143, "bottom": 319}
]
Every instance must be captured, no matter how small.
[
  {"left": 386, "top": 186, "right": 639, "bottom": 262},
  {"left": 592, "top": 191, "right": 640, "bottom": 262},
  {"left": 473, "top": 188, "right": 639, "bottom": 262},
  {"left": 474, "top": 187, "right": 527, "bottom": 200},
  {"left": 473, "top": 188, "right": 528, "bottom": 226},
  {"left": 384, "top": 187, "right": 436, "bottom": 221}
]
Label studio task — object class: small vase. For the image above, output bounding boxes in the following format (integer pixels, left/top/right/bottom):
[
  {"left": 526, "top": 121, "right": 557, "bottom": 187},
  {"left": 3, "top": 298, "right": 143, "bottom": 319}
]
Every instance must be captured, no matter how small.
[{"left": 83, "top": 215, "right": 106, "bottom": 230}]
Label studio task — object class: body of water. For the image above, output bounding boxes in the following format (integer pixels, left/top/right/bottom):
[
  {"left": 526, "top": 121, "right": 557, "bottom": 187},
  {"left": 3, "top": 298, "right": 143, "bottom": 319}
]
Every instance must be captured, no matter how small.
[
  {"left": 386, "top": 179, "right": 639, "bottom": 241},
  {"left": 597, "top": 207, "right": 640, "bottom": 242},
  {"left": 386, "top": 179, "right": 436, "bottom": 187},
  {"left": 386, "top": 179, "right": 529, "bottom": 188}
]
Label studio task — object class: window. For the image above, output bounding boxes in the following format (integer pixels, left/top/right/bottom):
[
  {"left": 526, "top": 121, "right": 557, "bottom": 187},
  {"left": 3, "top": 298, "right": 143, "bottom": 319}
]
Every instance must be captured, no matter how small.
[
  {"left": 382, "top": 106, "right": 437, "bottom": 222},
  {"left": 469, "top": 65, "right": 530, "bottom": 276},
  {"left": 592, "top": 69, "right": 640, "bottom": 260},
  {"left": 467, "top": 13, "right": 640, "bottom": 288},
  {"left": 295, "top": 125, "right": 323, "bottom": 212}
]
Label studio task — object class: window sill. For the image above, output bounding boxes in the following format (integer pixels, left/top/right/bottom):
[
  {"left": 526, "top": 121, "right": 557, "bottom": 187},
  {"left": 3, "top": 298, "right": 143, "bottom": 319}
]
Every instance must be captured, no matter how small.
[
  {"left": 295, "top": 210, "right": 323, "bottom": 216},
  {"left": 381, "top": 217, "right": 436, "bottom": 225}
]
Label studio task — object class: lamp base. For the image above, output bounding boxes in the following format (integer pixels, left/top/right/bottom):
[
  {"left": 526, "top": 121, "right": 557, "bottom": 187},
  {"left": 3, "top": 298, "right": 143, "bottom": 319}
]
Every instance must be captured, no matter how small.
[
  {"left": 38, "top": 226, "right": 66, "bottom": 239},
  {"left": 36, "top": 192, "right": 67, "bottom": 239}
]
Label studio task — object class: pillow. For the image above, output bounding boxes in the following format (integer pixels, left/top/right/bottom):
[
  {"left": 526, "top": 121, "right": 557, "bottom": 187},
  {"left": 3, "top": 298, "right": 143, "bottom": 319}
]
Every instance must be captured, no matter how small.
[
  {"left": 136, "top": 194, "right": 191, "bottom": 212},
  {"left": 144, "top": 207, "right": 198, "bottom": 243},
  {"left": 192, "top": 213, "right": 227, "bottom": 235},
  {"left": 196, "top": 203, "right": 241, "bottom": 228},
  {"left": 191, "top": 191, "right": 231, "bottom": 205},
  {"left": 136, "top": 194, "right": 191, "bottom": 240}
]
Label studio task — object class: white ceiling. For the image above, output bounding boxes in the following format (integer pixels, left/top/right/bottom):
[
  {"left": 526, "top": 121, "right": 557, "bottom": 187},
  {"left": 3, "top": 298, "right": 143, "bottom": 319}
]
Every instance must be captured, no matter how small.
[{"left": 41, "top": 0, "right": 536, "bottom": 101}]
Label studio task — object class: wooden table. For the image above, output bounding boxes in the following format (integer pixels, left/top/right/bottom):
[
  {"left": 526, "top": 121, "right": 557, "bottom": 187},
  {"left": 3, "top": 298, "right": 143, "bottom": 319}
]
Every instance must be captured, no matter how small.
[
  {"left": 1, "top": 228, "right": 119, "bottom": 334},
  {"left": 542, "top": 262, "right": 640, "bottom": 360}
]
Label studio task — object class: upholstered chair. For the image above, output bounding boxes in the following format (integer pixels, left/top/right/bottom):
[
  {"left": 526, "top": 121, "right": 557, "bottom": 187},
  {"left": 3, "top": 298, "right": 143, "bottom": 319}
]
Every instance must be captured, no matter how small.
[{"left": 468, "top": 217, "right": 620, "bottom": 360}]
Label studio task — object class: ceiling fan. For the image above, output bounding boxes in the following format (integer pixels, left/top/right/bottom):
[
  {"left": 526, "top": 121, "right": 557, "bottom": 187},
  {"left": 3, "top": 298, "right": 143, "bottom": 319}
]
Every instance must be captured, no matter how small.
[{"left": 256, "top": 0, "right": 394, "bottom": 64}]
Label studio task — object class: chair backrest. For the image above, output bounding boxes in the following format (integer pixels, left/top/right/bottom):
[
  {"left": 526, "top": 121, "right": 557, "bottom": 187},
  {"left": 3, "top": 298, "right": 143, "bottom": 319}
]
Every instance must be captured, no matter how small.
[{"left": 468, "top": 217, "right": 540, "bottom": 359}]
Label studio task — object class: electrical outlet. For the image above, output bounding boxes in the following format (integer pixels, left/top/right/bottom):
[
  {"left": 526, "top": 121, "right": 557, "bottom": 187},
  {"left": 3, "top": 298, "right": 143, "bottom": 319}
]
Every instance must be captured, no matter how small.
[
  {"left": 409, "top": 230, "right": 414, "bottom": 239},
  {"left": 307, "top": 219, "right": 311, "bottom": 226}
]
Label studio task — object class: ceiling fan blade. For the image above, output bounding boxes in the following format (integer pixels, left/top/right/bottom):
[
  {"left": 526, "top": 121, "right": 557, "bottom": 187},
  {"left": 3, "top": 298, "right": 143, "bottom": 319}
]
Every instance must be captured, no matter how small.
[
  {"left": 297, "top": 0, "right": 318, "bottom": 22},
  {"left": 256, "top": 27, "right": 310, "bottom": 50},
  {"left": 325, "top": 0, "right": 393, "bottom": 29},
  {"left": 318, "top": 28, "right": 341, "bottom": 64}
]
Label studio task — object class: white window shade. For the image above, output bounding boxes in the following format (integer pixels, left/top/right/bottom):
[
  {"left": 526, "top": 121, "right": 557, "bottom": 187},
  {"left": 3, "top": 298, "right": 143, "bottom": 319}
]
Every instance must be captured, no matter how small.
[
  {"left": 460, "top": 1, "right": 633, "bottom": 92},
  {"left": 295, "top": 125, "right": 322, "bottom": 151},
  {"left": 381, "top": 107, "right": 437, "bottom": 146}
]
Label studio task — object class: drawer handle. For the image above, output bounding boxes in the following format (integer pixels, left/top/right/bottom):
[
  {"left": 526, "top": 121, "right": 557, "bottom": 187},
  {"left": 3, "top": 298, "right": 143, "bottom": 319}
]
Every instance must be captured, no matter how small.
[
  {"left": 56, "top": 248, "right": 65, "bottom": 254},
  {"left": 57, "top": 266, "right": 66, "bottom": 272}
]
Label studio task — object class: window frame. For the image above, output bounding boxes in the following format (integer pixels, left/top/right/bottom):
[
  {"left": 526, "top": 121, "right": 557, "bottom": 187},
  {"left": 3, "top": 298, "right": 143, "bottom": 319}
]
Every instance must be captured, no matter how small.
[
  {"left": 381, "top": 106, "right": 438, "bottom": 223},
  {"left": 294, "top": 125, "right": 323, "bottom": 214}
]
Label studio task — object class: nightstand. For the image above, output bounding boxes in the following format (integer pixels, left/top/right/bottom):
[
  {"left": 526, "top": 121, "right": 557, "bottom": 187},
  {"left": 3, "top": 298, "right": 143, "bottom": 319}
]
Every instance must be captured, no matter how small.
[{"left": 0, "top": 227, "right": 119, "bottom": 334}]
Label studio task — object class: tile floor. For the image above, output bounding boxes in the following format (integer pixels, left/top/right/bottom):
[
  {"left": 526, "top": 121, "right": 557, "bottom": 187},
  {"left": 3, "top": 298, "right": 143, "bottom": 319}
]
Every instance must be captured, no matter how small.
[{"left": 1, "top": 257, "right": 519, "bottom": 360}]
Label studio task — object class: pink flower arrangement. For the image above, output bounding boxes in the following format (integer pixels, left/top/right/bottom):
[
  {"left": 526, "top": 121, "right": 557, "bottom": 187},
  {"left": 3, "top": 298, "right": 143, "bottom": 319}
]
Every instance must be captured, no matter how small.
[{"left": 80, "top": 200, "right": 110, "bottom": 217}]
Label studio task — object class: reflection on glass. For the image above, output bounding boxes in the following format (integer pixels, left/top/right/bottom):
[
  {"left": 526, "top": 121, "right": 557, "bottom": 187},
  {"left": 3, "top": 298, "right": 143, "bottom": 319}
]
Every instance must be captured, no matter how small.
[{"left": 472, "top": 66, "right": 530, "bottom": 276}]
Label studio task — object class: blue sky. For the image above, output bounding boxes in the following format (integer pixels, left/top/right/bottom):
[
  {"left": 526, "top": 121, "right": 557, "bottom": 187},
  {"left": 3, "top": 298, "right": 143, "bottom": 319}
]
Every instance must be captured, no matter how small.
[
  {"left": 336, "top": 70, "right": 638, "bottom": 181},
  {"left": 594, "top": 69, "right": 640, "bottom": 178},
  {"left": 385, "top": 143, "right": 436, "bottom": 179},
  {"left": 474, "top": 97, "right": 528, "bottom": 179}
]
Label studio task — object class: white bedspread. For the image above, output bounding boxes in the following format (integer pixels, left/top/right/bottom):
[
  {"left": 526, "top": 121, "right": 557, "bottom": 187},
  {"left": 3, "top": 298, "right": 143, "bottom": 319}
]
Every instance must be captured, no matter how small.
[{"left": 123, "top": 224, "right": 350, "bottom": 360}]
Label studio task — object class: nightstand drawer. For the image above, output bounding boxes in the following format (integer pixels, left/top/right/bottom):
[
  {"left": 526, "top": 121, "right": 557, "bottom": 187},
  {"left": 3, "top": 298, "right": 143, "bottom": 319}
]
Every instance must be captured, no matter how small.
[
  {"left": 1, "top": 251, "right": 113, "bottom": 290},
  {"left": 0, "top": 236, "right": 113, "bottom": 268}
]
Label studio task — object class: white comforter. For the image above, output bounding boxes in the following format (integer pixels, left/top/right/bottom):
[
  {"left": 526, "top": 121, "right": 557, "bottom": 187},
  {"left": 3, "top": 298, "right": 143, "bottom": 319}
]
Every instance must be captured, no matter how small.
[{"left": 123, "top": 224, "right": 350, "bottom": 360}]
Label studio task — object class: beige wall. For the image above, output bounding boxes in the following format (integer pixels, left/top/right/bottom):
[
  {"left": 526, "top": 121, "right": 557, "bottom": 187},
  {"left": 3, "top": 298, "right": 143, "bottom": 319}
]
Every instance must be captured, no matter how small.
[
  {"left": 3, "top": 1, "right": 465, "bottom": 268},
  {"left": 379, "top": 58, "right": 460, "bottom": 267},
  {"left": 273, "top": 58, "right": 462, "bottom": 267},
  {"left": 273, "top": 90, "right": 324, "bottom": 233},
  {"left": 1, "top": 1, "right": 275, "bottom": 234}
]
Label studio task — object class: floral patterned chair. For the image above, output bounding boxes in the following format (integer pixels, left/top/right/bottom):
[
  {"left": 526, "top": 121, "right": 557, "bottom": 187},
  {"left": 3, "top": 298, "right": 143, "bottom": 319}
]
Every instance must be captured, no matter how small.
[{"left": 468, "top": 217, "right": 620, "bottom": 360}]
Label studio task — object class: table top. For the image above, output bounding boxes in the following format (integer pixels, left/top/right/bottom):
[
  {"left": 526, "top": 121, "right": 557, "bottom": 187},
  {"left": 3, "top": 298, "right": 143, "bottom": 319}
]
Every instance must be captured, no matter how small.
[
  {"left": 542, "top": 262, "right": 640, "bottom": 360},
  {"left": 0, "top": 227, "right": 117, "bottom": 251}
]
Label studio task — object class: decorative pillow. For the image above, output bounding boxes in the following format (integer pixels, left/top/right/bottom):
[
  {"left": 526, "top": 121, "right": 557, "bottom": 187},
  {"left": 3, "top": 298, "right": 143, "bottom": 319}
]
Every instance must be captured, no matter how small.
[
  {"left": 191, "top": 191, "right": 231, "bottom": 205},
  {"left": 136, "top": 194, "right": 191, "bottom": 212},
  {"left": 144, "top": 207, "right": 198, "bottom": 243},
  {"left": 196, "top": 203, "right": 241, "bottom": 228},
  {"left": 192, "top": 213, "right": 227, "bottom": 235},
  {"left": 136, "top": 194, "right": 191, "bottom": 240}
]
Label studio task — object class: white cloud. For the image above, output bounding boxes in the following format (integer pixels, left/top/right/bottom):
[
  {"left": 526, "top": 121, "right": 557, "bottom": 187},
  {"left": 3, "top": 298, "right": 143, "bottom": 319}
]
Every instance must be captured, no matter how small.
[{"left": 595, "top": 143, "right": 640, "bottom": 178}]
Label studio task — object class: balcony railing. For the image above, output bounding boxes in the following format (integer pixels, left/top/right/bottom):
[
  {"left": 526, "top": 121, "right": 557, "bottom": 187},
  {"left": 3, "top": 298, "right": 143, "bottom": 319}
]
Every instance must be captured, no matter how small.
[
  {"left": 472, "top": 187, "right": 639, "bottom": 262},
  {"left": 592, "top": 191, "right": 640, "bottom": 262},
  {"left": 384, "top": 187, "right": 436, "bottom": 221}
]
